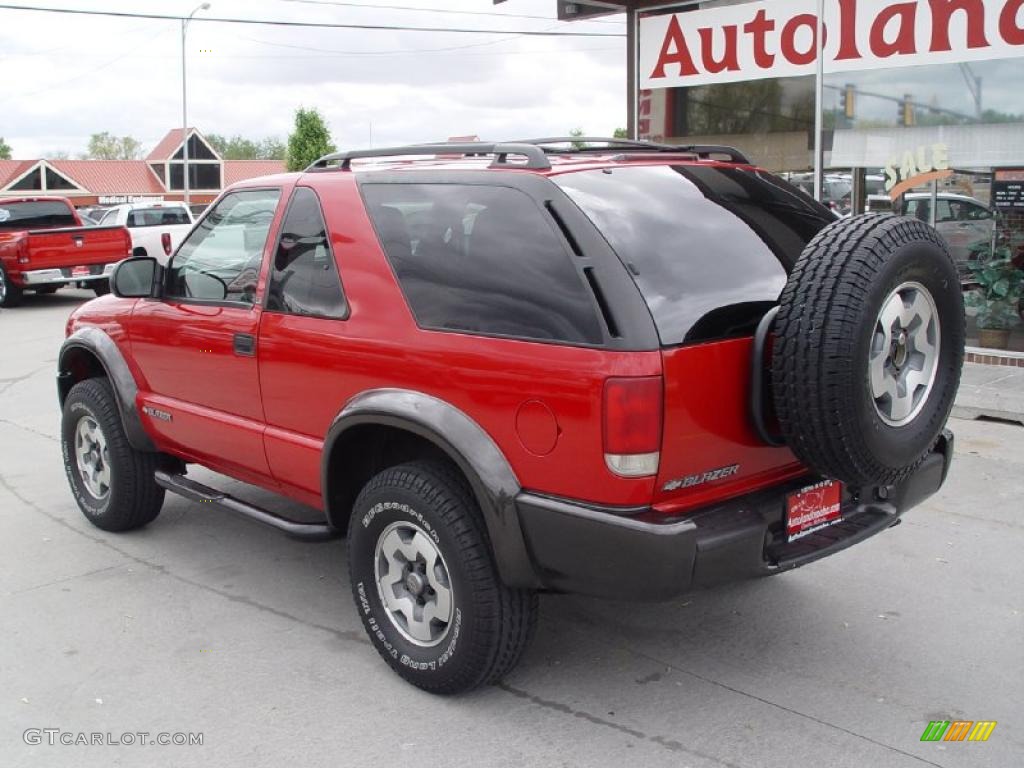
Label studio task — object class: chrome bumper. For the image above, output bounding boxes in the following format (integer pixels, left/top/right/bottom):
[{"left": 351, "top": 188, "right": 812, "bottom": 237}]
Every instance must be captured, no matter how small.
[{"left": 21, "top": 263, "right": 116, "bottom": 286}]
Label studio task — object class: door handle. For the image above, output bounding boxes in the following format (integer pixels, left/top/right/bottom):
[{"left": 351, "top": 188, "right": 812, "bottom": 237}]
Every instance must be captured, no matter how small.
[{"left": 233, "top": 333, "right": 256, "bottom": 357}]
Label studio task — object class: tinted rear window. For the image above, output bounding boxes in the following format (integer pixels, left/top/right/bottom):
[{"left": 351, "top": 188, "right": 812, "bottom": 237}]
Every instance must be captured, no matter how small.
[
  {"left": 554, "top": 165, "right": 834, "bottom": 346},
  {"left": 361, "top": 183, "right": 602, "bottom": 345},
  {"left": 127, "top": 207, "right": 190, "bottom": 227},
  {"left": 0, "top": 200, "right": 77, "bottom": 231}
]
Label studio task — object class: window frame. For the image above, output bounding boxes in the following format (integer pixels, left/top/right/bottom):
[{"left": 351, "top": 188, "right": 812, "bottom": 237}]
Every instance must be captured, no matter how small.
[
  {"left": 164, "top": 186, "right": 283, "bottom": 309},
  {"left": 263, "top": 185, "right": 350, "bottom": 321}
]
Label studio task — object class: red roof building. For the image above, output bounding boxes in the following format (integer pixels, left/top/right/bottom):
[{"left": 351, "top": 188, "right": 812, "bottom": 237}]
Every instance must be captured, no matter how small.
[{"left": 0, "top": 128, "right": 285, "bottom": 206}]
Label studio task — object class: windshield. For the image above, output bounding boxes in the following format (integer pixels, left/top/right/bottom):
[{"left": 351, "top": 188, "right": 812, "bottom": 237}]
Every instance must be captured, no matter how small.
[
  {"left": 0, "top": 200, "right": 77, "bottom": 231},
  {"left": 555, "top": 165, "right": 835, "bottom": 346}
]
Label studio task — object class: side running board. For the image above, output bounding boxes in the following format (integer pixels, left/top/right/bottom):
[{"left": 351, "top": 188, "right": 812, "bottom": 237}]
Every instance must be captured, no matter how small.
[{"left": 154, "top": 470, "right": 339, "bottom": 541}]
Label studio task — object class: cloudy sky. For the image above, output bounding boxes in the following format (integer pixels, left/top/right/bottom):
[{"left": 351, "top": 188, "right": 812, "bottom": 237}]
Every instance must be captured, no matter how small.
[{"left": 0, "top": 0, "right": 628, "bottom": 158}]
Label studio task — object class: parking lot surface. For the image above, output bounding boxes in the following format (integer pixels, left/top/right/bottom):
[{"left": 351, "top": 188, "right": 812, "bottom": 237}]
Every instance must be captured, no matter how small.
[{"left": 2, "top": 291, "right": 1022, "bottom": 768}]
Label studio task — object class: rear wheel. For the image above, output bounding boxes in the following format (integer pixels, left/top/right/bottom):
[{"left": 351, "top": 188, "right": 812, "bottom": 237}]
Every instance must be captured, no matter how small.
[
  {"left": 772, "top": 214, "right": 964, "bottom": 487},
  {"left": 92, "top": 280, "right": 110, "bottom": 297},
  {"left": 61, "top": 377, "right": 164, "bottom": 531},
  {"left": 347, "top": 460, "right": 537, "bottom": 694},
  {"left": 0, "top": 264, "right": 23, "bottom": 307}
]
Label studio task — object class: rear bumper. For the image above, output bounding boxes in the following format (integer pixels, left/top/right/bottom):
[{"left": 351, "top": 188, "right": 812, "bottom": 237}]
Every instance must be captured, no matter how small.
[
  {"left": 19, "top": 263, "right": 116, "bottom": 286},
  {"left": 516, "top": 430, "right": 954, "bottom": 601}
]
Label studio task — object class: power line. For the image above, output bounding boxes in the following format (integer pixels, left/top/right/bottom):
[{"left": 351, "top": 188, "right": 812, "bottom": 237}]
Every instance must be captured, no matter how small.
[
  {"left": 0, "top": 3, "right": 626, "bottom": 36},
  {"left": 273, "top": 0, "right": 623, "bottom": 24}
]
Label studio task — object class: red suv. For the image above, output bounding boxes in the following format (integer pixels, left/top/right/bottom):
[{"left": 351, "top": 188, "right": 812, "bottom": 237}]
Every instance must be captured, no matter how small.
[{"left": 58, "top": 139, "right": 964, "bottom": 694}]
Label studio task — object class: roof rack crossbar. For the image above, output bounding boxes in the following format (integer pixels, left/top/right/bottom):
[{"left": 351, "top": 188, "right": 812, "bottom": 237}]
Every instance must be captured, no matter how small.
[
  {"left": 673, "top": 144, "right": 750, "bottom": 164},
  {"left": 306, "top": 142, "right": 551, "bottom": 172},
  {"left": 512, "top": 136, "right": 681, "bottom": 150},
  {"left": 512, "top": 137, "right": 750, "bottom": 164}
]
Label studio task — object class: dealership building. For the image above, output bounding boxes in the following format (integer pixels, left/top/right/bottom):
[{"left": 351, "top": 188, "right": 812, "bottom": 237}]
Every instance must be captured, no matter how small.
[
  {"left": 0, "top": 128, "right": 284, "bottom": 207},
  {"left": 548, "top": 0, "right": 1024, "bottom": 350}
]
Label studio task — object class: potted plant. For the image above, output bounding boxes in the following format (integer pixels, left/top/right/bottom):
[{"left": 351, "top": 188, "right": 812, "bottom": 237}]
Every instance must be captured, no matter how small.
[{"left": 964, "top": 245, "right": 1024, "bottom": 349}]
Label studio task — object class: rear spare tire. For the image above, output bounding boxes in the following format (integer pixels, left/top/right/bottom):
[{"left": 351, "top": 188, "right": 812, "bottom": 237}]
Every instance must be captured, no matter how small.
[{"left": 772, "top": 214, "right": 964, "bottom": 487}]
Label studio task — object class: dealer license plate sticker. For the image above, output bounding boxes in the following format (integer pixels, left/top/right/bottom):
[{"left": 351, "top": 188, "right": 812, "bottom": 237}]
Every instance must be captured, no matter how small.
[
  {"left": 786, "top": 480, "right": 843, "bottom": 542},
  {"left": 71, "top": 265, "right": 91, "bottom": 277}
]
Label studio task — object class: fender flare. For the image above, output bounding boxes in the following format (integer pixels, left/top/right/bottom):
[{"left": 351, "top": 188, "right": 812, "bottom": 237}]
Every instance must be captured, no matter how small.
[
  {"left": 322, "top": 389, "right": 540, "bottom": 589},
  {"left": 58, "top": 327, "right": 156, "bottom": 453}
]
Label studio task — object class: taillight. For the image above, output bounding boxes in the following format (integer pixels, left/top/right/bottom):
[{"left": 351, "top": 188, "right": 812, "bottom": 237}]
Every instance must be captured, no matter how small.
[
  {"left": 161, "top": 232, "right": 172, "bottom": 256},
  {"left": 602, "top": 376, "right": 662, "bottom": 477},
  {"left": 17, "top": 240, "right": 29, "bottom": 264}
]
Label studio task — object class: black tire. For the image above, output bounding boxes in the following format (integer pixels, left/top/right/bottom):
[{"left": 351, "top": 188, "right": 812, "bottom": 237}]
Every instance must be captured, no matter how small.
[
  {"left": 0, "top": 263, "right": 23, "bottom": 307},
  {"left": 347, "top": 460, "right": 537, "bottom": 694},
  {"left": 92, "top": 280, "right": 110, "bottom": 297},
  {"left": 61, "top": 377, "right": 164, "bottom": 531},
  {"left": 772, "top": 214, "right": 964, "bottom": 487}
]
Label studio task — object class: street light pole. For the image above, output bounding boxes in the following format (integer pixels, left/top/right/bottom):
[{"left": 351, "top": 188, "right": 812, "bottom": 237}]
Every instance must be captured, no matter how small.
[{"left": 181, "top": 2, "right": 210, "bottom": 207}]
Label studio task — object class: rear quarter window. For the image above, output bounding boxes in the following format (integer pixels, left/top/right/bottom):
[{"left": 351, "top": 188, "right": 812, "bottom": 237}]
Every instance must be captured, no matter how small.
[
  {"left": 554, "top": 165, "right": 835, "bottom": 346},
  {"left": 361, "top": 183, "right": 603, "bottom": 345}
]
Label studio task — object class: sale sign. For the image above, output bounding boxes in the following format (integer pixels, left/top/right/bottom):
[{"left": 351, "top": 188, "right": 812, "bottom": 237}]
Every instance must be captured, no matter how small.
[{"left": 639, "top": 0, "right": 1024, "bottom": 89}]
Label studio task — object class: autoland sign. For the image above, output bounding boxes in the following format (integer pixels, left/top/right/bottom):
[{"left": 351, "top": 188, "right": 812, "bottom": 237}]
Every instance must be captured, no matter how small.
[{"left": 640, "top": 0, "right": 1024, "bottom": 89}]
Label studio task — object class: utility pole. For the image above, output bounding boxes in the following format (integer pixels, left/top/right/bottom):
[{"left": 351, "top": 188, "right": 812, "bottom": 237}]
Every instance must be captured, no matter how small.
[{"left": 181, "top": 3, "right": 210, "bottom": 206}]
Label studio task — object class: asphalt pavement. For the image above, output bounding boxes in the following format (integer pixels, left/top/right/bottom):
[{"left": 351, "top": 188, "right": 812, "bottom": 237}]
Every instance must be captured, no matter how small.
[{"left": 1, "top": 290, "right": 1022, "bottom": 768}]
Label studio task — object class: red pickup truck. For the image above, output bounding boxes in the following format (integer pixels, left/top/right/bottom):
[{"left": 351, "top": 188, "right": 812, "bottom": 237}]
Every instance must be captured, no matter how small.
[{"left": 0, "top": 196, "right": 131, "bottom": 307}]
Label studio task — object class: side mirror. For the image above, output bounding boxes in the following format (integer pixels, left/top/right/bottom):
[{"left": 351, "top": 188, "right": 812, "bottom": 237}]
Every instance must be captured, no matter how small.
[{"left": 111, "top": 256, "right": 160, "bottom": 299}]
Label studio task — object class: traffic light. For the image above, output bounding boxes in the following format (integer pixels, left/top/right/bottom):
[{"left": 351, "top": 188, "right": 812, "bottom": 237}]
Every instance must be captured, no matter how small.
[
  {"left": 900, "top": 94, "right": 915, "bottom": 126},
  {"left": 843, "top": 84, "right": 856, "bottom": 119}
]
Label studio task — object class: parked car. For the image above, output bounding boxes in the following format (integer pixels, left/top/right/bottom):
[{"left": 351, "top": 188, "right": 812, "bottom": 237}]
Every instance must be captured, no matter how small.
[
  {"left": 97, "top": 202, "right": 195, "bottom": 264},
  {"left": 786, "top": 172, "right": 852, "bottom": 214},
  {"left": 901, "top": 192, "right": 997, "bottom": 274},
  {"left": 0, "top": 196, "right": 131, "bottom": 307},
  {"left": 57, "top": 139, "right": 964, "bottom": 694}
]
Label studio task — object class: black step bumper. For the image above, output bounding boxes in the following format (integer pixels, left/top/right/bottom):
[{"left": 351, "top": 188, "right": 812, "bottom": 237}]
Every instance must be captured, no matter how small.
[{"left": 515, "top": 431, "right": 953, "bottom": 601}]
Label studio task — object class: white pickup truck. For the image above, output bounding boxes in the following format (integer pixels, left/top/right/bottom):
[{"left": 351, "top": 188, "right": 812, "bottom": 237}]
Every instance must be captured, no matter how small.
[{"left": 97, "top": 203, "right": 194, "bottom": 264}]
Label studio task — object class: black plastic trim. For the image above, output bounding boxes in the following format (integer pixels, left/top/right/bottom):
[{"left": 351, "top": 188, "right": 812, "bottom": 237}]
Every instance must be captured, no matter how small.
[
  {"left": 750, "top": 305, "right": 785, "bottom": 447},
  {"left": 323, "top": 389, "right": 541, "bottom": 589},
  {"left": 516, "top": 433, "right": 954, "bottom": 601},
  {"left": 58, "top": 327, "right": 156, "bottom": 452}
]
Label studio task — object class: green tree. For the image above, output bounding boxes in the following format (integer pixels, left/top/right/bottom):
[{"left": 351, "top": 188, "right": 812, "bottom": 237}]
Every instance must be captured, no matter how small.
[
  {"left": 85, "top": 132, "right": 142, "bottom": 160},
  {"left": 0, "top": 137, "right": 11, "bottom": 160},
  {"left": 286, "top": 108, "right": 335, "bottom": 171},
  {"left": 260, "top": 137, "right": 286, "bottom": 161},
  {"left": 206, "top": 134, "right": 287, "bottom": 160},
  {"left": 612, "top": 127, "right": 629, "bottom": 139},
  {"left": 568, "top": 127, "right": 586, "bottom": 149}
]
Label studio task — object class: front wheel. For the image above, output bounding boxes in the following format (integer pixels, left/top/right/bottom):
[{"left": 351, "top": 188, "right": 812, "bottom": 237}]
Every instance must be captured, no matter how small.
[
  {"left": 61, "top": 377, "right": 164, "bottom": 531},
  {"left": 347, "top": 461, "right": 537, "bottom": 694}
]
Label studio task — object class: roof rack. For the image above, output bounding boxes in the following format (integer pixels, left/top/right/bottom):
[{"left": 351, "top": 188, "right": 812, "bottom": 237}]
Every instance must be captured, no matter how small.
[
  {"left": 306, "top": 142, "right": 551, "bottom": 172},
  {"left": 511, "top": 137, "right": 751, "bottom": 164},
  {"left": 304, "top": 137, "right": 751, "bottom": 173}
]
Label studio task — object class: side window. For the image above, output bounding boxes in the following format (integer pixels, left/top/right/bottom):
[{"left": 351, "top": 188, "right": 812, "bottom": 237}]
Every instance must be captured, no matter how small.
[
  {"left": 965, "top": 204, "right": 991, "bottom": 221},
  {"left": 362, "top": 183, "right": 602, "bottom": 344},
  {"left": 266, "top": 187, "right": 347, "bottom": 319},
  {"left": 167, "top": 188, "right": 281, "bottom": 304},
  {"left": 934, "top": 200, "right": 955, "bottom": 223}
]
